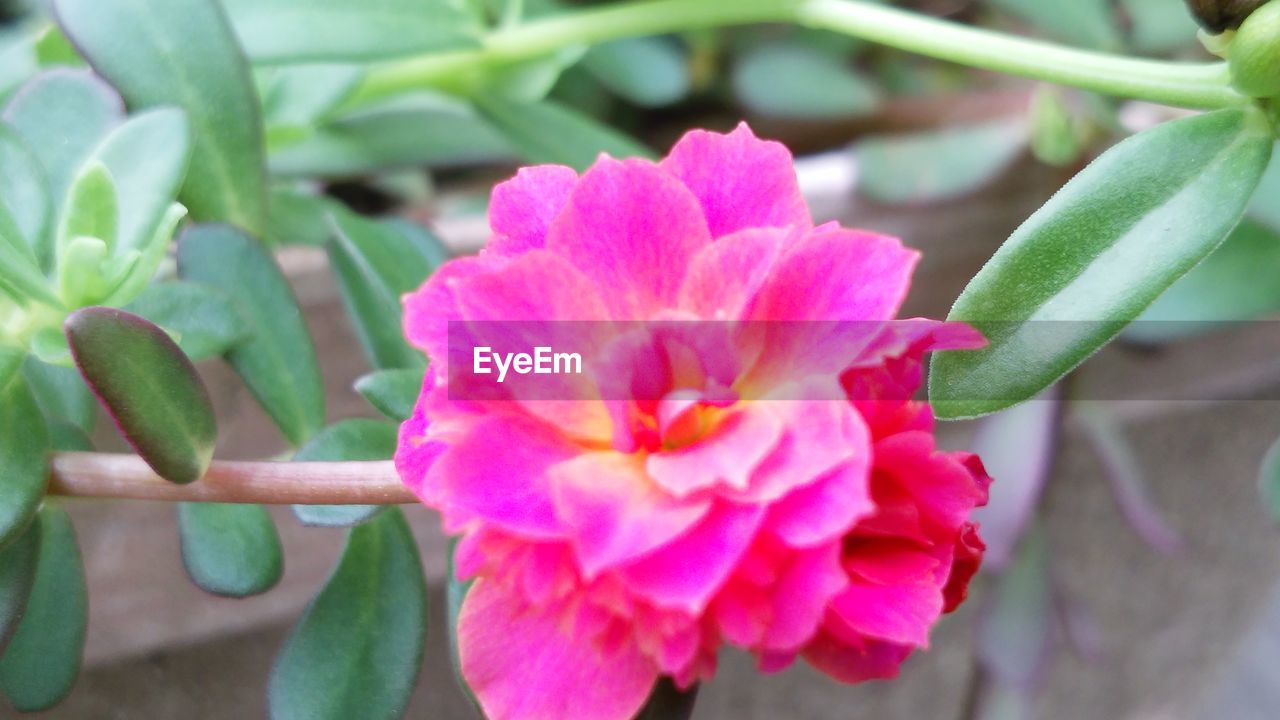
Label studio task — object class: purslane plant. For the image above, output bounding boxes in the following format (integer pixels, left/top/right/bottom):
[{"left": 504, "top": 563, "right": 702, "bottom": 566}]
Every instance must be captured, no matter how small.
[{"left": 0, "top": 0, "right": 1276, "bottom": 718}]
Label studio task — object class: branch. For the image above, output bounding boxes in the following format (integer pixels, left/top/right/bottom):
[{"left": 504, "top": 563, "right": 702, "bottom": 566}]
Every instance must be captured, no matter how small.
[{"left": 47, "top": 452, "right": 416, "bottom": 505}]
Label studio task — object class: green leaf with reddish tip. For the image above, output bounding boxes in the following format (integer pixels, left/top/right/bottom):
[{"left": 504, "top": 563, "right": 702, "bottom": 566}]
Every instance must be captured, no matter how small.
[
  {"left": 290, "top": 419, "right": 398, "bottom": 528},
  {"left": 930, "top": 108, "right": 1275, "bottom": 419},
  {"left": 354, "top": 368, "right": 422, "bottom": 422},
  {"left": 328, "top": 209, "right": 443, "bottom": 371},
  {"left": 0, "top": 357, "right": 49, "bottom": 549},
  {"left": 178, "top": 503, "right": 283, "bottom": 598},
  {"left": 177, "top": 224, "right": 325, "bottom": 447},
  {"left": 269, "top": 508, "right": 426, "bottom": 720},
  {"left": 0, "top": 505, "right": 87, "bottom": 712},
  {"left": 0, "top": 518, "right": 40, "bottom": 654},
  {"left": 65, "top": 307, "right": 216, "bottom": 484},
  {"left": 124, "top": 281, "right": 250, "bottom": 362},
  {"left": 55, "top": 0, "right": 268, "bottom": 233}
]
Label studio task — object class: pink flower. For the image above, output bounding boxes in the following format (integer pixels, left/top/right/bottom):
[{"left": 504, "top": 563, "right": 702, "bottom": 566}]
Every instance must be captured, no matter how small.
[{"left": 396, "top": 124, "right": 991, "bottom": 720}]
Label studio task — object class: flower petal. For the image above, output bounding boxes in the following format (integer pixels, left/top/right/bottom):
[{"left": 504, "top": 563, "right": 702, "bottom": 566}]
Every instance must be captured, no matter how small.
[
  {"left": 647, "top": 405, "right": 783, "bottom": 497},
  {"left": 677, "top": 227, "right": 786, "bottom": 320},
  {"left": 547, "top": 156, "right": 712, "bottom": 319},
  {"left": 661, "top": 123, "right": 811, "bottom": 238},
  {"left": 488, "top": 164, "right": 579, "bottom": 256},
  {"left": 765, "top": 460, "right": 874, "bottom": 548},
  {"left": 459, "top": 580, "right": 658, "bottom": 720}
]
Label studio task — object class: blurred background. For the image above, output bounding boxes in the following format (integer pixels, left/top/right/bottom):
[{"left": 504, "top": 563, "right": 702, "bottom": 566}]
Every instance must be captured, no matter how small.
[{"left": 3, "top": 0, "right": 1280, "bottom": 718}]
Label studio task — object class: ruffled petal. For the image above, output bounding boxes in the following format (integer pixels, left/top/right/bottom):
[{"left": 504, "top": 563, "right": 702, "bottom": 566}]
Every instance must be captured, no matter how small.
[
  {"left": 677, "top": 226, "right": 787, "bottom": 320},
  {"left": 459, "top": 580, "right": 658, "bottom": 720},
  {"left": 547, "top": 156, "right": 712, "bottom": 319},
  {"left": 488, "top": 164, "right": 579, "bottom": 256},
  {"left": 765, "top": 460, "right": 875, "bottom": 548},
  {"left": 661, "top": 123, "right": 811, "bottom": 238}
]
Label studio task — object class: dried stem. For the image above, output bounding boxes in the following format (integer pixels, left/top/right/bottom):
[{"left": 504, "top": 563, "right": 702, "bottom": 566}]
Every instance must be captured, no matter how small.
[{"left": 48, "top": 452, "right": 415, "bottom": 505}]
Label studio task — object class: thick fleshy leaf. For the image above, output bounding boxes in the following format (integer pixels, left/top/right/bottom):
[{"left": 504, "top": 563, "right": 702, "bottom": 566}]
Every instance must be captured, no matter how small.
[
  {"left": 445, "top": 538, "right": 479, "bottom": 710},
  {"left": 583, "top": 38, "right": 690, "bottom": 108},
  {"left": 86, "top": 107, "right": 192, "bottom": 255},
  {"left": 0, "top": 354, "right": 49, "bottom": 549},
  {"left": 0, "top": 206, "right": 57, "bottom": 306},
  {"left": 223, "top": 0, "right": 479, "bottom": 64},
  {"left": 0, "top": 123, "right": 52, "bottom": 268},
  {"left": 124, "top": 281, "right": 250, "bottom": 362},
  {"left": 355, "top": 368, "right": 423, "bottom": 422},
  {"left": 855, "top": 120, "right": 1027, "bottom": 204},
  {"left": 178, "top": 224, "right": 325, "bottom": 446},
  {"left": 0, "top": 519, "right": 40, "bottom": 654},
  {"left": 56, "top": 160, "right": 117, "bottom": 257},
  {"left": 1122, "top": 0, "right": 1200, "bottom": 53},
  {"left": 988, "top": 0, "right": 1122, "bottom": 49},
  {"left": 931, "top": 108, "right": 1275, "bottom": 418},
  {"left": 23, "top": 357, "right": 95, "bottom": 434},
  {"left": 264, "top": 188, "right": 345, "bottom": 247},
  {"left": 975, "top": 526, "right": 1053, "bottom": 691},
  {"left": 66, "top": 307, "right": 216, "bottom": 484},
  {"left": 1, "top": 70, "right": 122, "bottom": 247},
  {"left": 0, "top": 505, "right": 87, "bottom": 712},
  {"left": 733, "top": 43, "right": 879, "bottom": 120},
  {"left": 290, "top": 419, "right": 397, "bottom": 527},
  {"left": 269, "top": 94, "right": 514, "bottom": 178},
  {"left": 1127, "top": 220, "right": 1280, "bottom": 343},
  {"left": 268, "top": 508, "right": 426, "bottom": 720},
  {"left": 1252, "top": 144, "right": 1280, "bottom": 232},
  {"left": 177, "top": 502, "right": 283, "bottom": 597},
  {"left": 56, "top": 0, "right": 269, "bottom": 233},
  {"left": 328, "top": 209, "right": 445, "bottom": 370},
  {"left": 474, "top": 97, "right": 653, "bottom": 171}
]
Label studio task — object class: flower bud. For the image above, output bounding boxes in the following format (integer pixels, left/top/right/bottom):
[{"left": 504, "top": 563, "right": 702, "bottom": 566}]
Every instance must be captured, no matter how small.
[
  {"left": 1229, "top": 0, "right": 1280, "bottom": 97},
  {"left": 1186, "top": 0, "right": 1269, "bottom": 33}
]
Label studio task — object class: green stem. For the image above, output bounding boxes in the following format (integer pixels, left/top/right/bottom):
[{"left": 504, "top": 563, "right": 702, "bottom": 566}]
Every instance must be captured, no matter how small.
[{"left": 347, "top": 0, "right": 1245, "bottom": 111}]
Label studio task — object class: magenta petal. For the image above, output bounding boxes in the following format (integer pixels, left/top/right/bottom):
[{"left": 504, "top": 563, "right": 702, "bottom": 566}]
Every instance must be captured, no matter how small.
[
  {"left": 459, "top": 580, "right": 657, "bottom": 720},
  {"left": 761, "top": 544, "right": 848, "bottom": 651},
  {"left": 647, "top": 405, "right": 783, "bottom": 497},
  {"left": 619, "top": 502, "right": 765, "bottom": 612},
  {"left": 547, "top": 156, "right": 712, "bottom": 319},
  {"left": 402, "top": 254, "right": 508, "bottom": 376},
  {"left": 428, "top": 415, "right": 575, "bottom": 538},
  {"left": 394, "top": 373, "right": 448, "bottom": 503},
  {"left": 488, "top": 164, "right": 579, "bottom": 256},
  {"left": 678, "top": 227, "right": 786, "bottom": 320},
  {"left": 828, "top": 576, "right": 943, "bottom": 648},
  {"left": 549, "top": 452, "right": 712, "bottom": 576},
  {"left": 661, "top": 123, "right": 811, "bottom": 238},
  {"left": 803, "top": 632, "right": 912, "bottom": 684},
  {"left": 765, "top": 460, "right": 874, "bottom": 548}
]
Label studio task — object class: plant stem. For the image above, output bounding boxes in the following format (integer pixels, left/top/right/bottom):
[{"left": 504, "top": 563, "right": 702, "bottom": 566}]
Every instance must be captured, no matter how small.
[
  {"left": 48, "top": 452, "right": 415, "bottom": 505},
  {"left": 348, "top": 0, "right": 1245, "bottom": 110}
]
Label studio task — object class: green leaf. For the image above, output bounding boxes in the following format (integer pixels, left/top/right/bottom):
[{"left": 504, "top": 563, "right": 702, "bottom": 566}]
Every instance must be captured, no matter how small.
[
  {"left": 269, "top": 94, "right": 514, "bottom": 178},
  {"left": 856, "top": 119, "right": 1026, "bottom": 204},
  {"left": 1260, "top": 435, "right": 1280, "bottom": 526},
  {"left": 445, "top": 538, "right": 478, "bottom": 710},
  {"left": 0, "top": 518, "right": 40, "bottom": 654},
  {"left": 1126, "top": 221, "right": 1280, "bottom": 343},
  {"left": 177, "top": 224, "right": 325, "bottom": 446},
  {"left": 328, "top": 209, "right": 444, "bottom": 370},
  {"left": 0, "top": 359, "right": 47, "bottom": 549},
  {"left": 23, "top": 357, "right": 95, "bottom": 434},
  {"left": 0, "top": 208, "right": 59, "bottom": 307},
  {"left": 269, "top": 508, "right": 427, "bottom": 720},
  {"left": 223, "top": 0, "right": 479, "bottom": 65},
  {"left": 290, "top": 419, "right": 398, "bottom": 528},
  {"left": 732, "top": 43, "right": 880, "bottom": 120},
  {"left": 65, "top": 307, "right": 217, "bottom": 484},
  {"left": 583, "top": 38, "right": 689, "bottom": 108},
  {"left": 930, "top": 108, "right": 1274, "bottom": 419},
  {"left": 55, "top": 0, "right": 269, "bottom": 234},
  {"left": 260, "top": 65, "right": 363, "bottom": 133},
  {"left": 178, "top": 502, "right": 283, "bottom": 597},
  {"left": 56, "top": 160, "right": 118, "bottom": 255},
  {"left": 1, "top": 70, "right": 122, "bottom": 235},
  {"left": 474, "top": 96, "right": 653, "bottom": 171},
  {"left": 87, "top": 107, "right": 192, "bottom": 255},
  {"left": 1252, "top": 143, "right": 1280, "bottom": 233},
  {"left": 0, "top": 123, "right": 52, "bottom": 269},
  {"left": 0, "top": 505, "right": 87, "bottom": 712},
  {"left": 124, "top": 281, "right": 250, "bottom": 362},
  {"left": 987, "top": 0, "right": 1123, "bottom": 50},
  {"left": 1121, "top": 0, "right": 1200, "bottom": 54},
  {"left": 264, "top": 188, "right": 345, "bottom": 247},
  {"left": 355, "top": 368, "right": 423, "bottom": 422}
]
